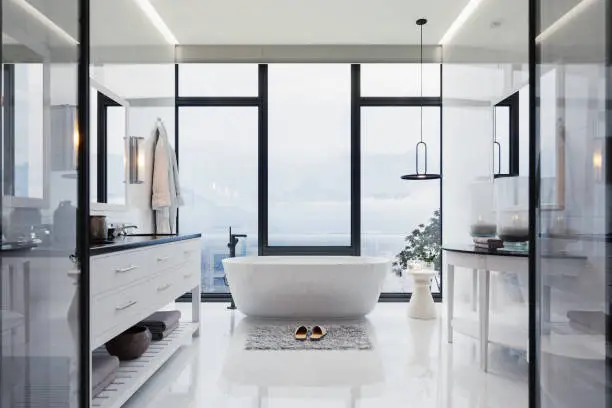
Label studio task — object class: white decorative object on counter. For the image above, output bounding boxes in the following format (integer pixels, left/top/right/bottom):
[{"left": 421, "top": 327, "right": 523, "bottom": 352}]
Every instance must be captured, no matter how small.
[{"left": 406, "top": 269, "right": 437, "bottom": 320}]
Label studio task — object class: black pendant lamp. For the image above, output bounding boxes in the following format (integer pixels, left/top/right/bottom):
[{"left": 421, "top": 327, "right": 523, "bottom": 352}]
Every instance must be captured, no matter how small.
[{"left": 401, "top": 18, "right": 441, "bottom": 181}]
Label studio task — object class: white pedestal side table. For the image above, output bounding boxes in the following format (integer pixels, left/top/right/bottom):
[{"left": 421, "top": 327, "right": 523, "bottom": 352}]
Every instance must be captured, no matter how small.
[{"left": 407, "top": 270, "right": 437, "bottom": 320}]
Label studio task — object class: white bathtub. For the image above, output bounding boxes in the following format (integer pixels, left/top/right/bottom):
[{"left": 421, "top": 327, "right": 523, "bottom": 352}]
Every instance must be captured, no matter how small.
[{"left": 222, "top": 256, "right": 390, "bottom": 318}]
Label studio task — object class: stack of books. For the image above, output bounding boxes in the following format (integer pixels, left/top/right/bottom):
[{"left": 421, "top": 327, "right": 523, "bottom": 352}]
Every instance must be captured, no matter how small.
[{"left": 472, "top": 237, "right": 503, "bottom": 250}]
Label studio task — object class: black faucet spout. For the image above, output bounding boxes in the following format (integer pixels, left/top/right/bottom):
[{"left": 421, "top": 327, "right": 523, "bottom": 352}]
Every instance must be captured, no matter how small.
[
  {"left": 226, "top": 227, "right": 247, "bottom": 310},
  {"left": 227, "top": 227, "right": 247, "bottom": 258}
]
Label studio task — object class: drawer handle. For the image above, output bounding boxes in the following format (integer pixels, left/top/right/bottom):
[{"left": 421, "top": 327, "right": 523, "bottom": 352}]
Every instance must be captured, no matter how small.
[
  {"left": 115, "top": 300, "right": 138, "bottom": 311},
  {"left": 115, "top": 265, "right": 138, "bottom": 273},
  {"left": 183, "top": 273, "right": 193, "bottom": 279},
  {"left": 157, "top": 283, "right": 172, "bottom": 292},
  {"left": 157, "top": 256, "right": 171, "bottom": 262}
]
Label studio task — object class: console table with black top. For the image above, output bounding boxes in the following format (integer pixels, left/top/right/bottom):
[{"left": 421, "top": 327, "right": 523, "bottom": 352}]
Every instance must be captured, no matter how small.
[{"left": 444, "top": 244, "right": 595, "bottom": 372}]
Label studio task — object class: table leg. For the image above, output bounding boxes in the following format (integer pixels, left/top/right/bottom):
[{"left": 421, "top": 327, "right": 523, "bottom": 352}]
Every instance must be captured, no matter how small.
[
  {"left": 192, "top": 284, "right": 201, "bottom": 337},
  {"left": 479, "top": 270, "right": 491, "bottom": 371},
  {"left": 23, "top": 261, "right": 31, "bottom": 343},
  {"left": 447, "top": 264, "right": 455, "bottom": 343},
  {"left": 543, "top": 284, "right": 551, "bottom": 330},
  {"left": 472, "top": 269, "right": 478, "bottom": 312}
]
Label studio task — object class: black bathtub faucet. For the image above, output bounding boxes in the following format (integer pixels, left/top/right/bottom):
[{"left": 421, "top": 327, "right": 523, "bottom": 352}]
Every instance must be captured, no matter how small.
[
  {"left": 226, "top": 226, "right": 246, "bottom": 310},
  {"left": 228, "top": 226, "right": 247, "bottom": 258}
]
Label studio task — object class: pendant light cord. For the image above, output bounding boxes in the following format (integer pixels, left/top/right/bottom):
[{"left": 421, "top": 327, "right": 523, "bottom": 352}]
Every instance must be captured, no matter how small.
[{"left": 420, "top": 22, "right": 423, "bottom": 143}]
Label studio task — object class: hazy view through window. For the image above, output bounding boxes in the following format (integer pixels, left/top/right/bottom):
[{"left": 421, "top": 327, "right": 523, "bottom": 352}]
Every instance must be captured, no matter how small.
[
  {"left": 268, "top": 64, "right": 351, "bottom": 246},
  {"left": 178, "top": 64, "right": 441, "bottom": 294}
]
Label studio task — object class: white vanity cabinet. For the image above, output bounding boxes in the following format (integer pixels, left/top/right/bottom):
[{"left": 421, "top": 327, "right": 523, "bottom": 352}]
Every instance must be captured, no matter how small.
[{"left": 89, "top": 235, "right": 201, "bottom": 408}]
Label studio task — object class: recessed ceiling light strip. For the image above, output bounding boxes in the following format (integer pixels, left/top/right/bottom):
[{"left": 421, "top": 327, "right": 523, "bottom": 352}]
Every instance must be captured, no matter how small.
[
  {"left": 439, "top": 0, "right": 486, "bottom": 45},
  {"left": 132, "top": 0, "right": 179, "bottom": 45},
  {"left": 535, "top": 0, "right": 599, "bottom": 44},
  {"left": 10, "top": 0, "right": 79, "bottom": 45}
]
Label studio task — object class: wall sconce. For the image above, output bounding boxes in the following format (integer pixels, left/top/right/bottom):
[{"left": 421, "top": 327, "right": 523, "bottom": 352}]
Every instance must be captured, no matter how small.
[
  {"left": 73, "top": 115, "right": 80, "bottom": 168},
  {"left": 53, "top": 105, "right": 79, "bottom": 178},
  {"left": 593, "top": 149, "right": 603, "bottom": 182},
  {"left": 128, "top": 136, "right": 144, "bottom": 184}
]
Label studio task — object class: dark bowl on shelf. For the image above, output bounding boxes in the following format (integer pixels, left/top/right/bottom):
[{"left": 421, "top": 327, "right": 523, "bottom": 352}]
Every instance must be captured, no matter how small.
[{"left": 105, "top": 325, "right": 152, "bottom": 361}]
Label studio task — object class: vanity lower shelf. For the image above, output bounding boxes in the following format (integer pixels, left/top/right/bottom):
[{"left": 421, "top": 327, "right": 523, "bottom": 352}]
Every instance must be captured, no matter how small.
[{"left": 92, "top": 322, "right": 198, "bottom": 408}]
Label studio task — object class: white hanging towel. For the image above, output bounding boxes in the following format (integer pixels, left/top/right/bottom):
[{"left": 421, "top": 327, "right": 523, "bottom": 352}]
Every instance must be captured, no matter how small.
[{"left": 151, "top": 120, "right": 183, "bottom": 234}]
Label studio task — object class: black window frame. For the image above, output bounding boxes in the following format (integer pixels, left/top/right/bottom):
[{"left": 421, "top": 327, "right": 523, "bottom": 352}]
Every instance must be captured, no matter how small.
[
  {"left": 261, "top": 64, "right": 358, "bottom": 256},
  {"left": 493, "top": 91, "right": 520, "bottom": 179},
  {"left": 2, "top": 64, "right": 15, "bottom": 196},
  {"left": 175, "top": 62, "right": 443, "bottom": 303}
]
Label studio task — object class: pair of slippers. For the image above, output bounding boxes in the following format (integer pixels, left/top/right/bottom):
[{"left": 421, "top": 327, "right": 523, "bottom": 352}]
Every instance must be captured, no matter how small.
[{"left": 295, "top": 325, "right": 327, "bottom": 341}]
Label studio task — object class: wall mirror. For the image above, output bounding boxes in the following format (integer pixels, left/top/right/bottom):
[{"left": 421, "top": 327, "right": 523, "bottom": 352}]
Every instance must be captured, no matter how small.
[
  {"left": 493, "top": 91, "right": 520, "bottom": 179},
  {"left": 89, "top": 78, "right": 130, "bottom": 210},
  {"left": 492, "top": 72, "right": 565, "bottom": 211},
  {"left": 2, "top": 59, "right": 49, "bottom": 209}
]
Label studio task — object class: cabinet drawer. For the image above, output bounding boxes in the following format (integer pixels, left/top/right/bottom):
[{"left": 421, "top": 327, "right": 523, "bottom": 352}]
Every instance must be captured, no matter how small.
[
  {"left": 151, "top": 239, "right": 201, "bottom": 272},
  {"left": 91, "top": 248, "right": 152, "bottom": 295},
  {"left": 92, "top": 280, "right": 150, "bottom": 341},
  {"left": 150, "top": 257, "right": 201, "bottom": 306}
]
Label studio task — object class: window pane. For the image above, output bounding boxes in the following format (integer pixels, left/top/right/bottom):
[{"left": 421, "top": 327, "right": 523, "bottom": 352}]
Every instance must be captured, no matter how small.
[
  {"left": 179, "top": 107, "right": 258, "bottom": 293},
  {"left": 13, "top": 64, "right": 44, "bottom": 198},
  {"left": 361, "top": 107, "right": 441, "bottom": 293},
  {"left": 267, "top": 64, "right": 351, "bottom": 246},
  {"left": 179, "top": 64, "right": 258, "bottom": 97},
  {"left": 361, "top": 64, "right": 441, "bottom": 97}
]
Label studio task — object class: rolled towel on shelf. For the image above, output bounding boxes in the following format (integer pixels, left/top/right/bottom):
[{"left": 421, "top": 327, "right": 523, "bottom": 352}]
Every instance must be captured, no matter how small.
[
  {"left": 140, "top": 310, "right": 182, "bottom": 340},
  {"left": 140, "top": 310, "right": 181, "bottom": 332},
  {"left": 92, "top": 352, "right": 120, "bottom": 397},
  {"left": 151, "top": 320, "right": 180, "bottom": 341}
]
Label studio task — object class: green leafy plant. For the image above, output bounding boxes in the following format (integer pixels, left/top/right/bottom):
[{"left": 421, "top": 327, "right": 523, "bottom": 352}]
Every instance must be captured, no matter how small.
[{"left": 394, "top": 209, "right": 441, "bottom": 272}]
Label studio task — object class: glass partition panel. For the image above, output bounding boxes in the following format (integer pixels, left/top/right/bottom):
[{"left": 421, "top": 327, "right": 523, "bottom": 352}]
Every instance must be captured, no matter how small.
[
  {"left": 535, "top": 0, "right": 610, "bottom": 406},
  {"left": 2, "top": 0, "right": 83, "bottom": 407}
]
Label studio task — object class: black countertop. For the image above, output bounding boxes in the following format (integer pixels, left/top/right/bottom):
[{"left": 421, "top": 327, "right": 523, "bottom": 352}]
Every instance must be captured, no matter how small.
[
  {"left": 443, "top": 244, "right": 528, "bottom": 257},
  {"left": 90, "top": 233, "right": 202, "bottom": 256},
  {"left": 443, "top": 244, "right": 587, "bottom": 260},
  {"left": 1, "top": 241, "right": 73, "bottom": 258}
]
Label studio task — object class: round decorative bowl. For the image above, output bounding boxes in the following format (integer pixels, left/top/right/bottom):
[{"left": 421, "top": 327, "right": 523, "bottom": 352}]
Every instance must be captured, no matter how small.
[
  {"left": 469, "top": 223, "right": 497, "bottom": 238},
  {"left": 105, "top": 325, "right": 152, "bottom": 361}
]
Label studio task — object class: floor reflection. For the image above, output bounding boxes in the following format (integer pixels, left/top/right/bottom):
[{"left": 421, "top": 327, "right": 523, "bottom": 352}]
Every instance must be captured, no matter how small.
[
  {"left": 220, "top": 316, "right": 385, "bottom": 406},
  {"left": 121, "top": 303, "right": 529, "bottom": 408}
]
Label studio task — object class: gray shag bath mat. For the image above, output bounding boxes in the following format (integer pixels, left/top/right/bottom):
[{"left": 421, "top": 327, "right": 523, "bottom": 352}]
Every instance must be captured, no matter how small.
[{"left": 244, "top": 323, "right": 373, "bottom": 351}]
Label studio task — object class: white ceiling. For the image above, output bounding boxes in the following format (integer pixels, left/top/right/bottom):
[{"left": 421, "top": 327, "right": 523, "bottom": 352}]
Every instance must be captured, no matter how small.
[
  {"left": 4, "top": 0, "right": 604, "bottom": 62},
  {"left": 447, "top": 0, "right": 605, "bottom": 62},
  {"left": 152, "top": 0, "right": 469, "bottom": 44},
  {"left": 3, "top": 0, "right": 470, "bottom": 49}
]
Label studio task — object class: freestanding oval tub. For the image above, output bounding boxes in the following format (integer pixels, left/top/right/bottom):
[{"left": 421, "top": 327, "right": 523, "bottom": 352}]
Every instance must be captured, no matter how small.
[{"left": 222, "top": 256, "right": 391, "bottom": 318}]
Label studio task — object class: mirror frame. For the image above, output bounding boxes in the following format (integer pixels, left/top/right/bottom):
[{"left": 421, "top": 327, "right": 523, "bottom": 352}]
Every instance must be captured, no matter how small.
[{"left": 89, "top": 77, "right": 130, "bottom": 213}]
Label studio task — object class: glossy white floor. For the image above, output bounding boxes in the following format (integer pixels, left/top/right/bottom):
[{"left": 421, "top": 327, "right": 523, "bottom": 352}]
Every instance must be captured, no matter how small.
[{"left": 123, "top": 303, "right": 528, "bottom": 408}]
